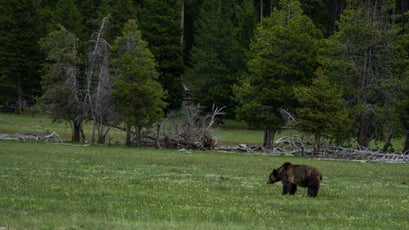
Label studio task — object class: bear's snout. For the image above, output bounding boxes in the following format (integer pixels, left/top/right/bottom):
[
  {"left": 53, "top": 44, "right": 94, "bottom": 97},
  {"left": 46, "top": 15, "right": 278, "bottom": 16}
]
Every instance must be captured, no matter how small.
[{"left": 266, "top": 177, "right": 275, "bottom": 184}]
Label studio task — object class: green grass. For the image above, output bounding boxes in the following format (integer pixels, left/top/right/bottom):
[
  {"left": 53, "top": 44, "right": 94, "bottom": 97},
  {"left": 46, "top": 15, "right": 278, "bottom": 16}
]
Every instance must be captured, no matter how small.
[
  {"left": 0, "top": 112, "right": 125, "bottom": 143},
  {"left": 0, "top": 141, "right": 409, "bottom": 229},
  {"left": 0, "top": 113, "right": 265, "bottom": 145},
  {"left": 1, "top": 113, "right": 409, "bottom": 228}
]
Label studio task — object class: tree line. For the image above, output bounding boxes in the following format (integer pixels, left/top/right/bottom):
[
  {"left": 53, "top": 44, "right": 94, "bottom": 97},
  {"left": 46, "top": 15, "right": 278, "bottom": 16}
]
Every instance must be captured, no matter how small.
[{"left": 1, "top": 0, "right": 409, "bottom": 152}]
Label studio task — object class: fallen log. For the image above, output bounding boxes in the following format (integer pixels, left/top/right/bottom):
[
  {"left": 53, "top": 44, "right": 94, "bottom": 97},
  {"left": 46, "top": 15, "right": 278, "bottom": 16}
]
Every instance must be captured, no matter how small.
[{"left": 0, "top": 132, "right": 63, "bottom": 143}]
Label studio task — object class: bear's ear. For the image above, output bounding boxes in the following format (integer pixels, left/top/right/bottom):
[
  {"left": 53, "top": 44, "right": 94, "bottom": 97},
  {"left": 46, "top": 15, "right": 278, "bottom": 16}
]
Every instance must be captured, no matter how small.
[
  {"left": 273, "top": 169, "right": 278, "bottom": 177},
  {"left": 281, "top": 162, "right": 292, "bottom": 169}
]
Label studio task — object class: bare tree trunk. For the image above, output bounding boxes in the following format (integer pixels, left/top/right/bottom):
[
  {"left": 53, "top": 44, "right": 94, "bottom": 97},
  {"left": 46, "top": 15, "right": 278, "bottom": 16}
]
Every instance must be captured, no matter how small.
[
  {"left": 135, "top": 124, "right": 142, "bottom": 147},
  {"left": 403, "top": 130, "right": 409, "bottom": 153},
  {"left": 91, "top": 123, "right": 96, "bottom": 144},
  {"left": 17, "top": 83, "right": 24, "bottom": 114},
  {"left": 156, "top": 123, "right": 161, "bottom": 148},
  {"left": 86, "top": 15, "right": 112, "bottom": 144},
  {"left": 382, "top": 131, "right": 393, "bottom": 152},
  {"left": 358, "top": 114, "right": 369, "bottom": 147},
  {"left": 125, "top": 124, "right": 132, "bottom": 147},
  {"left": 180, "top": 0, "right": 184, "bottom": 48},
  {"left": 263, "top": 128, "right": 275, "bottom": 150},
  {"left": 260, "top": 0, "right": 263, "bottom": 24},
  {"left": 72, "top": 120, "right": 82, "bottom": 142},
  {"left": 313, "top": 133, "right": 320, "bottom": 156}
]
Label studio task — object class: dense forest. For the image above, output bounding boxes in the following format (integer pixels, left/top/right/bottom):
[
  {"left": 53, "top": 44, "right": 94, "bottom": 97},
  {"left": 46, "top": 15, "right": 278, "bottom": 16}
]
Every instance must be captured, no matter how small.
[{"left": 1, "top": 0, "right": 409, "bottom": 151}]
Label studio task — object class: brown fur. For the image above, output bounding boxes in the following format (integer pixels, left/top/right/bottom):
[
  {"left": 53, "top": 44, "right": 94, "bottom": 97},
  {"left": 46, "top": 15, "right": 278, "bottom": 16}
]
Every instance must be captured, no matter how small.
[{"left": 266, "top": 162, "right": 322, "bottom": 197}]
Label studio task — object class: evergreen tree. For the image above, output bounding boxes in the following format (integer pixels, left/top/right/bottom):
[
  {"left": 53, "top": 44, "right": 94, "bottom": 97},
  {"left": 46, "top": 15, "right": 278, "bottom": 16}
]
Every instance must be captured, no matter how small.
[
  {"left": 293, "top": 68, "right": 351, "bottom": 155},
  {"left": 49, "top": 0, "right": 85, "bottom": 39},
  {"left": 399, "top": 84, "right": 409, "bottom": 153},
  {"left": 76, "top": 0, "right": 101, "bottom": 38},
  {"left": 39, "top": 26, "right": 84, "bottom": 142},
  {"left": 235, "top": 0, "right": 258, "bottom": 52},
  {"left": 186, "top": 0, "right": 242, "bottom": 117},
  {"left": 234, "top": 0, "right": 322, "bottom": 149},
  {"left": 182, "top": 0, "right": 205, "bottom": 67},
  {"left": 136, "top": 0, "right": 184, "bottom": 112},
  {"left": 320, "top": 0, "right": 403, "bottom": 147},
  {"left": 112, "top": 19, "right": 167, "bottom": 146},
  {"left": 97, "top": 0, "right": 136, "bottom": 42},
  {"left": 0, "top": 0, "right": 43, "bottom": 113}
]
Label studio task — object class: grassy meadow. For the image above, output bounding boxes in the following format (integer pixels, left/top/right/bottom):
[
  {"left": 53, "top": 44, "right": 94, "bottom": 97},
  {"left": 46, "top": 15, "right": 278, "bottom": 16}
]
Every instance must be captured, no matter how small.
[{"left": 1, "top": 113, "right": 409, "bottom": 229}]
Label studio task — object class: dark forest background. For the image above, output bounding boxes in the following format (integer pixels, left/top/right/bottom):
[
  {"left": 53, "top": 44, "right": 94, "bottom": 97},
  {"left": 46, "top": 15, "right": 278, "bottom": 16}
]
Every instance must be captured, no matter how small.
[{"left": 1, "top": 0, "right": 409, "bottom": 151}]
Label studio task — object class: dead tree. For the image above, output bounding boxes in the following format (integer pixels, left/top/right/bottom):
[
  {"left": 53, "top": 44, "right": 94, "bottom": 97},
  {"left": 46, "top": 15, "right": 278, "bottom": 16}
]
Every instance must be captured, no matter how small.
[
  {"left": 85, "top": 15, "right": 118, "bottom": 144},
  {"left": 146, "top": 104, "right": 225, "bottom": 150},
  {"left": 201, "top": 105, "right": 226, "bottom": 150}
]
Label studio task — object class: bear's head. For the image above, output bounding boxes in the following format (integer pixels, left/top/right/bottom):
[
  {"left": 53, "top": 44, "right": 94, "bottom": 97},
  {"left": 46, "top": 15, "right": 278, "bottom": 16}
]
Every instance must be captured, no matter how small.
[{"left": 266, "top": 168, "right": 281, "bottom": 184}]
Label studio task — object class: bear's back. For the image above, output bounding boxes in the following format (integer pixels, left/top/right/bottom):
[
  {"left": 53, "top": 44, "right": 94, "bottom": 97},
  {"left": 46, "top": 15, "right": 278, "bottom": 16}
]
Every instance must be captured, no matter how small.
[{"left": 284, "top": 164, "right": 321, "bottom": 187}]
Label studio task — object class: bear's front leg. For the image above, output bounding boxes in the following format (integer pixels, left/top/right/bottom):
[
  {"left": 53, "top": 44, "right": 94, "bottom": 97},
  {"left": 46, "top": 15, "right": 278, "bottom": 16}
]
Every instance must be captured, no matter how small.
[
  {"left": 282, "top": 183, "right": 292, "bottom": 195},
  {"left": 289, "top": 184, "right": 297, "bottom": 195}
]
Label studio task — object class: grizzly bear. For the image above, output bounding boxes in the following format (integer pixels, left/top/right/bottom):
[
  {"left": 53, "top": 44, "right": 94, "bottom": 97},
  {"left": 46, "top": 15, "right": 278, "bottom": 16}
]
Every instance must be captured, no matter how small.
[{"left": 266, "top": 162, "right": 322, "bottom": 197}]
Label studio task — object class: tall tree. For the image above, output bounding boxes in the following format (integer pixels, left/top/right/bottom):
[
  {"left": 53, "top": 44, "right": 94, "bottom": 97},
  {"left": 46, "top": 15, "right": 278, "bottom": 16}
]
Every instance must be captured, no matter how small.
[
  {"left": 399, "top": 84, "right": 409, "bottom": 153},
  {"left": 181, "top": 0, "right": 204, "bottom": 66},
  {"left": 234, "top": 0, "right": 322, "bottom": 149},
  {"left": 97, "top": 0, "right": 136, "bottom": 42},
  {"left": 112, "top": 19, "right": 167, "bottom": 146},
  {"left": 136, "top": 0, "right": 184, "bottom": 111},
  {"left": 396, "top": 26, "right": 409, "bottom": 153},
  {"left": 320, "top": 0, "right": 403, "bottom": 147},
  {"left": 186, "top": 0, "right": 242, "bottom": 116},
  {"left": 0, "top": 0, "right": 43, "bottom": 113},
  {"left": 85, "top": 15, "right": 117, "bottom": 144},
  {"left": 235, "top": 0, "right": 258, "bottom": 52},
  {"left": 48, "top": 0, "right": 85, "bottom": 39},
  {"left": 293, "top": 68, "right": 351, "bottom": 155},
  {"left": 39, "top": 26, "right": 84, "bottom": 142}
]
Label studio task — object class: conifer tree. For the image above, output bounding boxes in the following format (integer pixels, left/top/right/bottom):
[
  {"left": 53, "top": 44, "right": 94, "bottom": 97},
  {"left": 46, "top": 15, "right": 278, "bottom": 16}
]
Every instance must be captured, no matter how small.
[
  {"left": 136, "top": 0, "right": 184, "bottom": 111},
  {"left": 39, "top": 26, "right": 84, "bottom": 142},
  {"left": 320, "top": 0, "right": 402, "bottom": 147},
  {"left": 97, "top": 0, "right": 136, "bottom": 42},
  {"left": 293, "top": 68, "right": 351, "bottom": 155},
  {"left": 234, "top": 0, "right": 322, "bottom": 149},
  {"left": 112, "top": 19, "right": 167, "bottom": 146},
  {"left": 49, "top": 0, "right": 85, "bottom": 40},
  {"left": 0, "top": 0, "right": 43, "bottom": 113},
  {"left": 186, "top": 0, "right": 241, "bottom": 116}
]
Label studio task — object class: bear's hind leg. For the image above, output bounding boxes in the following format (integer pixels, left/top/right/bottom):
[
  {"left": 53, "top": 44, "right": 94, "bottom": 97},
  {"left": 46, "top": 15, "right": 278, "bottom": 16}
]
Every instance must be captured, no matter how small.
[{"left": 307, "top": 186, "right": 319, "bottom": 197}]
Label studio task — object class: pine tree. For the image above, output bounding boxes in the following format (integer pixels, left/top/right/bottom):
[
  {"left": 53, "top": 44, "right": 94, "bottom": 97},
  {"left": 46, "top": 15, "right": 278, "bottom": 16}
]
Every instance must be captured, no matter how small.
[
  {"left": 39, "top": 26, "right": 84, "bottom": 142},
  {"left": 97, "top": 0, "right": 136, "bottom": 42},
  {"left": 293, "top": 68, "right": 351, "bottom": 155},
  {"left": 136, "top": 0, "right": 184, "bottom": 111},
  {"left": 320, "top": 0, "right": 403, "bottom": 147},
  {"left": 49, "top": 0, "right": 85, "bottom": 39},
  {"left": 112, "top": 19, "right": 167, "bottom": 146},
  {"left": 234, "top": 0, "right": 322, "bottom": 149},
  {"left": 186, "top": 0, "right": 242, "bottom": 116},
  {"left": 0, "top": 0, "right": 43, "bottom": 113}
]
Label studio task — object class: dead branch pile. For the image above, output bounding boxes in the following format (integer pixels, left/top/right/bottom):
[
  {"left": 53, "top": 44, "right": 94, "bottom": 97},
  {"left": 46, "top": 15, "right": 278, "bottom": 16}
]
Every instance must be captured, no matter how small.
[
  {"left": 140, "top": 104, "right": 225, "bottom": 150},
  {"left": 319, "top": 146, "right": 409, "bottom": 163},
  {"left": 217, "top": 144, "right": 263, "bottom": 153},
  {"left": 272, "top": 135, "right": 409, "bottom": 163},
  {"left": 215, "top": 134, "right": 408, "bottom": 163},
  {"left": 0, "top": 132, "right": 63, "bottom": 143}
]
